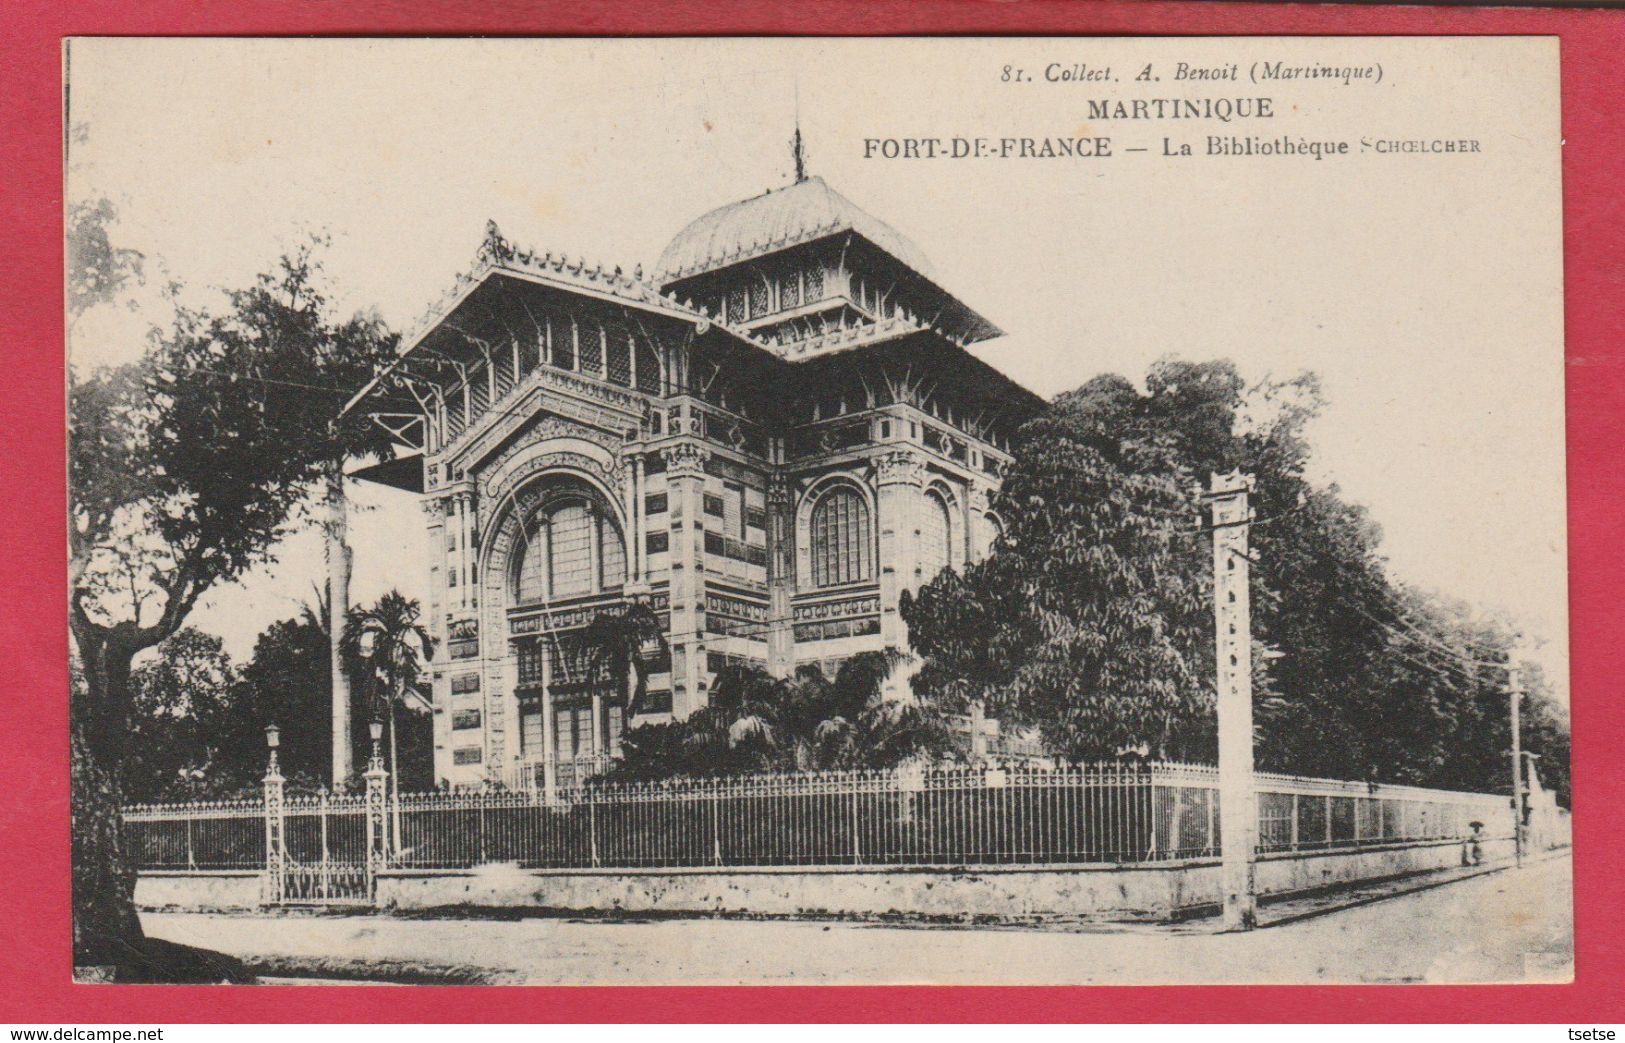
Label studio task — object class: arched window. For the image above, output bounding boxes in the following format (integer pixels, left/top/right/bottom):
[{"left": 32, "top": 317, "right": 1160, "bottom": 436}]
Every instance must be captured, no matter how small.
[
  {"left": 919, "top": 489, "right": 953, "bottom": 582},
  {"left": 546, "top": 501, "right": 594, "bottom": 598},
  {"left": 597, "top": 512, "right": 625, "bottom": 592},
  {"left": 981, "top": 512, "right": 1005, "bottom": 558},
  {"left": 513, "top": 496, "right": 626, "bottom": 604},
  {"left": 810, "top": 485, "right": 873, "bottom": 587}
]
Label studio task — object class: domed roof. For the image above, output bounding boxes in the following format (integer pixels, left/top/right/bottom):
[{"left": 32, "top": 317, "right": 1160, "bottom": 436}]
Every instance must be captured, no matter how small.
[{"left": 657, "top": 176, "right": 934, "bottom": 282}]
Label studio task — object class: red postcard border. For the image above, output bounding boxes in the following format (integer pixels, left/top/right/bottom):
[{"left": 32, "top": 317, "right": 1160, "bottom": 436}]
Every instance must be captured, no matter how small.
[{"left": 3, "top": 0, "right": 1621, "bottom": 1023}]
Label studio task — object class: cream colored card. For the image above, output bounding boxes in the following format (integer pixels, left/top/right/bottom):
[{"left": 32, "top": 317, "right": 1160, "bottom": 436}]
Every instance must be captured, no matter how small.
[{"left": 68, "top": 36, "right": 1566, "bottom": 985}]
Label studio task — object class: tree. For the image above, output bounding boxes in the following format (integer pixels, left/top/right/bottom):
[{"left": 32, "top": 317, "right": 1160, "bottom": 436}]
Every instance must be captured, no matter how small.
[
  {"left": 580, "top": 600, "right": 670, "bottom": 719},
  {"left": 905, "top": 374, "right": 1214, "bottom": 763},
  {"left": 236, "top": 613, "right": 359, "bottom": 794},
  {"left": 1519, "top": 669, "right": 1571, "bottom": 809},
  {"left": 67, "top": 198, "right": 144, "bottom": 326},
  {"left": 67, "top": 234, "right": 396, "bottom": 971},
  {"left": 609, "top": 650, "right": 955, "bottom": 779},
  {"left": 904, "top": 356, "right": 1570, "bottom": 802},
  {"left": 123, "top": 629, "right": 241, "bottom": 803},
  {"left": 341, "top": 592, "right": 436, "bottom": 822}
]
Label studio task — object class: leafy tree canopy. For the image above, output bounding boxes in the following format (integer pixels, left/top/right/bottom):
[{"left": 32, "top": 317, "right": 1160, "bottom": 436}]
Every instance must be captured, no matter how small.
[
  {"left": 905, "top": 357, "right": 1569, "bottom": 801},
  {"left": 67, "top": 225, "right": 398, "bottom": 968}
]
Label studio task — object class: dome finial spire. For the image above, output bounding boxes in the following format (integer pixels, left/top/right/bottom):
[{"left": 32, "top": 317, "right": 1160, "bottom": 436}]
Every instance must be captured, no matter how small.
[{"left": 790, "top": 81, "right": 808, "bottom": 184}]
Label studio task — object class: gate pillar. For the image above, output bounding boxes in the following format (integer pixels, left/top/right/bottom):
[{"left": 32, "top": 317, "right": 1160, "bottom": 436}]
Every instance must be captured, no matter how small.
[
  {"left": 364, "top": 740, "right": 390, "bottom": 900},
  {"left": 262, "top": 754, "right": 286, "bottom": 905}
]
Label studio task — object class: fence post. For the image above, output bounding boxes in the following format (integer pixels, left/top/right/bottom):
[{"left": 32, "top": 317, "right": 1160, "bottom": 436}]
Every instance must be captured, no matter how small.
[
  {"left": 318, "top": 788, "right": 331, "bottom": 900},
  {"left": 262, "top": 757, "right": 286, "bottom": 905},
  {"left": 1290, "top": 794, "right": 1300, "bottom": 852},
  {"left": 850, "top": 786, "right": 862, "bottom": 865},
  {"left": 589, "top": 797, "right": 600, "bottom": 868},
  {"left": 710, "top": 791, "right": 723, "bottom": 867},
  {"left": 365, "top": 744, "right": 389, "bottom": 901}
]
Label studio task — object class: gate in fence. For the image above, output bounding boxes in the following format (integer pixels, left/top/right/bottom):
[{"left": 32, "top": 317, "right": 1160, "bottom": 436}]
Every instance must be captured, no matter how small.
[
  {"left": 278, "top": 790, "right": 372, "bottom": 904},
  {"left": 122, "top": 750, "right": 394, "bottom": 907},
  {"left": 261, "top": 749, "right": 391, "bottom": 906}
]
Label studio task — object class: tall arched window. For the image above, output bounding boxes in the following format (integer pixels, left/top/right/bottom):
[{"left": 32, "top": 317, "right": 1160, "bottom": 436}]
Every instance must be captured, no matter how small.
[
  {"left": 982, "top": 512, "right": 1005, "bottom": 558},
  {"left": 810, "top": 485, "right": 873, "bottom": 587},
  {"left": 513, "top": 496, "right": 626, "bottom": 604},
  {"left": 919, "top": 490, "right": 953, "bottom": 582},
  {"left": 597, "top": 512, "right": 625, "bottom": 592}
]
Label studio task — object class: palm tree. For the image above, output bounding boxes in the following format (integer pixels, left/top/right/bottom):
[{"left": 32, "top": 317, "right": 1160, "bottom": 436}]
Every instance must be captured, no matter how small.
[
  {"left": 706, "top": 663, "right": 782, "bottom": 769},
  {"left": 835, "top": 650, "right": 956, "bottom": 770},
  {"left": 610, "top": 647, "right": 958, "bottom": 778},
  {"left": 341, "top": 591, "right": 434, "bottom": 852},
  {"left": 580, "top": 599, "right": 670, "bottom": 721}
]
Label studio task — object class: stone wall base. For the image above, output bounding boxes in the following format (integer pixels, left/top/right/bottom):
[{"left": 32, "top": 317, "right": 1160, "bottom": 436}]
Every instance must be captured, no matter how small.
[
  {"left": 135, "top": 870, "right": 264, "bottom": 912},
  {"left": 134, "top": 838, "right": 1519, "bottom": 922}
]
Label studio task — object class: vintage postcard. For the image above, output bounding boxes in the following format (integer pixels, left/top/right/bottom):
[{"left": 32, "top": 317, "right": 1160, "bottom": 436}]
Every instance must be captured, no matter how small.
[{"left": 65, "top": 35, "right": 1569, "bottom": 986}]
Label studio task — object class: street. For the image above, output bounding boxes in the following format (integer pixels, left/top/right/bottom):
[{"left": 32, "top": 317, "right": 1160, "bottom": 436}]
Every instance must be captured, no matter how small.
[{"left": 142, "top": 853, "right": 1573, "bottom": 985}]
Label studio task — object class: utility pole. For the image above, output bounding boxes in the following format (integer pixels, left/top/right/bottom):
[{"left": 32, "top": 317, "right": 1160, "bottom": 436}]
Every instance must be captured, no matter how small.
[
  {"left": 327, "top": 457, "right": 353, "bottom": 789},
  {"left": 1206, "top": 471, "right": 1257, "bottom": 931},
  {"left": 1509, "top": 667, "right": 1525, "bottom": 868}
]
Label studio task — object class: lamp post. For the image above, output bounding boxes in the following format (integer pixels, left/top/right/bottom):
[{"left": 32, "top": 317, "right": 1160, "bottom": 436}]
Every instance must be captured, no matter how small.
[
  {"left": 264, "top": 722, "right": 281, "bottom": 776},
  {"left": 368, "top": 717, "right": 402, "bottom": 857},
  {"left": 363, "top": 718, "right": 389, "bottom": 886},
  {"left": 262, "top": 722, "right": 285, "bottom": 903}
]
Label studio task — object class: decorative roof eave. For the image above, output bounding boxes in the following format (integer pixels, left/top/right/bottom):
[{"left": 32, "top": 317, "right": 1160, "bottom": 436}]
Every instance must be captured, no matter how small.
[
  {"left": 421, "top": 219, "right": 705, "bottom": 345},
  {"left": 342, "top": 220, "right": 775, "bottom": 419},
  {"left": 658, "top": 216, "right": 850, "bottom": 282},
  {"left": 774, "top": 314, "right": 936, "bottom": 360},
  {"left": 662, "top": 227, "right": 1004, "bottom": 347},
  {"left": 790, "top": 325, "right": 1047, "bottom": 420}
]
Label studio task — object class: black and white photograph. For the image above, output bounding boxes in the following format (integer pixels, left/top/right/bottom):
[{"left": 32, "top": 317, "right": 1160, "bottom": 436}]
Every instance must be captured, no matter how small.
[{"left": 65, "top": 35, "right": 1571, "bottom": 986}]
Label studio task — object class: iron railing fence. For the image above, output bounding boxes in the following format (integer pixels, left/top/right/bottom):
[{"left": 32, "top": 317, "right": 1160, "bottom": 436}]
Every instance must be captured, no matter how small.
[
  {"left": 493, "top": 755, "right": 614, "bottom": 794},
  {"left": 122, "top": 798, "right": 266, "bottom": 870},
  {"left": 282, "top": 792, "right": 371, "bottom": 866},
  {"left": 124, "top": 763, "right": 1518, "bottom": 873},
  {"left": 1251, "top": 770, "right": 1512, "bottom": 854}
]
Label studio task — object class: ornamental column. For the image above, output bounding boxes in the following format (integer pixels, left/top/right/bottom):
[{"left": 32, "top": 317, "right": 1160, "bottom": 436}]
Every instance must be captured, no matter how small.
[
  {"left": 421, "top": 496, "right": 451, "bottom": 783},
  {"left": 632, "top": 455, "right": 648, "bottom": 586},
  {"left": 455, "top": 492, "right": 471, "bottom": 611},
  {"left": 663, "top": 443, "right": 711, "bottom": 718},
  {"left": 765, "top": 474, "right": 795, "bottom": 678},
  {"left": 872, "top": 448, "right": 927, "bottom": 662},
  {"left": 622, "top": 452, "right": 642, "bottom": 586},
  {"left": 540, "top": 636, "right": 557, "bottom": 801}
]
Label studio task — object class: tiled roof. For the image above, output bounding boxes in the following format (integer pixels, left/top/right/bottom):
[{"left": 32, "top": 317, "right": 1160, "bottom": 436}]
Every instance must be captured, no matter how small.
[{"left": 656, "top": 176, "right": 934, "bottom": 282}]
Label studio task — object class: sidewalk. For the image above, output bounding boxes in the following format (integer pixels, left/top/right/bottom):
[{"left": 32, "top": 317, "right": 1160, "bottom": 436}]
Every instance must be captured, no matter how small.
[
  {"left": 139, "top": 850, "right": 1572, "bottom": 985},
  {"left": 1251, "top": 849, "right": 1551, "bottom": 929}
]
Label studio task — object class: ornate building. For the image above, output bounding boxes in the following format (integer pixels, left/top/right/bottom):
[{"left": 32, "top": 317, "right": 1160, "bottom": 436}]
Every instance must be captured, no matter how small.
[{"left": 347, "top": 172, "right": 1042, "bottom": 790}]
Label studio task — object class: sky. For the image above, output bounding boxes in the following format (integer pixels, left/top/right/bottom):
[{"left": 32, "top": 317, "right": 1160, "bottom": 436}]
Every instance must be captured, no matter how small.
[{"left": 65, "top": 37, "right": 1568, "bottom": 697}]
